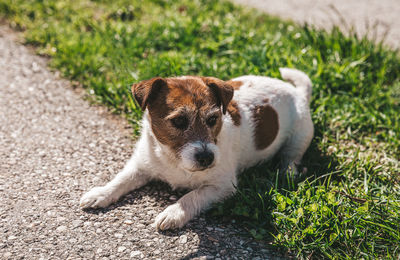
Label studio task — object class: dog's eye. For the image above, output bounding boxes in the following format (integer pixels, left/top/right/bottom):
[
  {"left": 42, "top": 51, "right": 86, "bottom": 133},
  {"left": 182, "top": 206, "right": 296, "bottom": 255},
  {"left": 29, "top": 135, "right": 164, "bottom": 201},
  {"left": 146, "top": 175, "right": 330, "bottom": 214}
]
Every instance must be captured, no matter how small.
[
  {"left": 206, "top": 115, "right": 218, "bottom": 127},
  {"left": 171, "top": 116, "right": 189, "bottom": 130}
]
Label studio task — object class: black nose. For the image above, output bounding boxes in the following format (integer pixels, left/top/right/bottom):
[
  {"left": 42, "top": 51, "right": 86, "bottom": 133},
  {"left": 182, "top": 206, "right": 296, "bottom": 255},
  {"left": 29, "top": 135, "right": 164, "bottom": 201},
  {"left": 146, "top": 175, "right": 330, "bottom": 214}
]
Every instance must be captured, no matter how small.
[{"left": 195, "top": 150, "right": 214, "bottom": 168}]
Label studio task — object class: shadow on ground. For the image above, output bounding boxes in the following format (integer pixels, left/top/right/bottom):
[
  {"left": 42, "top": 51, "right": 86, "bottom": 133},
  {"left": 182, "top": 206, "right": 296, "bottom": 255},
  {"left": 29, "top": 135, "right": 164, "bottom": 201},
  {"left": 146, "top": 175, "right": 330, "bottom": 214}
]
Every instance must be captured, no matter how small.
[
  {"left": 83, "top": 181, "right": 282, "bottom": 258},
  {"left": 83, "top": 137, "right": 338, "bottom": 259}
]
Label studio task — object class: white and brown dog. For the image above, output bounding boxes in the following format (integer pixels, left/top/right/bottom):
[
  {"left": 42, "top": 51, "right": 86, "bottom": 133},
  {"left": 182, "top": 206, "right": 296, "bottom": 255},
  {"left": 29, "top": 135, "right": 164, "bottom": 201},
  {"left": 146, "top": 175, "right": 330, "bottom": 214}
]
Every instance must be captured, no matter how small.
[{"left": 80, "top": 68, "right": 314, "bottom": 230}]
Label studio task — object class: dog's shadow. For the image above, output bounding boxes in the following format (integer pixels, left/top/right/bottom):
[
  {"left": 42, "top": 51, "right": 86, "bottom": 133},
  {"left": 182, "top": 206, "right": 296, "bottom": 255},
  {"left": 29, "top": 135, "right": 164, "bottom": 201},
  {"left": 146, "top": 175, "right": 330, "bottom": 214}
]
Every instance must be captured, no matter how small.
[{"left": 83, "top": 139, "right": 338, "bottom": 258}]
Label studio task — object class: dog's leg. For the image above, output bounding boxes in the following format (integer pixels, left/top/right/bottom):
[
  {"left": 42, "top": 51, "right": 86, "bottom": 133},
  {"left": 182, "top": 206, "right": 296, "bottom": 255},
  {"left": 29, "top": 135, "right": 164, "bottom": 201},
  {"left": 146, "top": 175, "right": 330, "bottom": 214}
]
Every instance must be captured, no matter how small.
[
  {"left": 80, "top": 154, "right": 150, "bottom": 209},
  {"left": 155, "top": 183, "right": 235, "bottom": 230},
  {"left": 280, "top": 115, "right": 314, "bottom": 179}
]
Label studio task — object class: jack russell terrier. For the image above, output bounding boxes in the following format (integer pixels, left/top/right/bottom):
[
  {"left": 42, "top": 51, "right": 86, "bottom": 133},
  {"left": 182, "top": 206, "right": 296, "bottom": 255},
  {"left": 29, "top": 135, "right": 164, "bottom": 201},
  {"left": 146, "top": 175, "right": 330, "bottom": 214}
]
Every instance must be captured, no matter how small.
[{"left": 80, "top": 68, "right": 314, "bottom": 230}]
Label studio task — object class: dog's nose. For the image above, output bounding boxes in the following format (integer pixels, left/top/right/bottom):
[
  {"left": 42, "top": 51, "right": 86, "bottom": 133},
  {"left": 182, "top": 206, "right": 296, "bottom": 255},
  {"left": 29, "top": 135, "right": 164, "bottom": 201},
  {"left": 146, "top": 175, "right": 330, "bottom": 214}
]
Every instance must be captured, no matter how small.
[{"left": 195, "top": 150, "right": 214, "bottom": 168}]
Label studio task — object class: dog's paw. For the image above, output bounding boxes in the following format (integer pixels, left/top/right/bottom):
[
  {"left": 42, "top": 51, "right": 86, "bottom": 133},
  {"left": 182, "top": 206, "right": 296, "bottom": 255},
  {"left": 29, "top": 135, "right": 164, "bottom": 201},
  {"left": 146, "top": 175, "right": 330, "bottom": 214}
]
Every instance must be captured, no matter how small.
[
  {"left": 80, "top": 186, "right": 115, "bottom": 209},
  {"left": 154, "top": 203, "right": 190, "bottom": 230}
]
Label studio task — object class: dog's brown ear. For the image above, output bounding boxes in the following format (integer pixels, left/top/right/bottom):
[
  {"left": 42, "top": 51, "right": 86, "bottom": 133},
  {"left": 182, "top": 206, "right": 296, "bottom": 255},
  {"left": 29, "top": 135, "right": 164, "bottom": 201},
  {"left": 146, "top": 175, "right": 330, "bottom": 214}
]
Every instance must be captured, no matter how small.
[
  {"left": 201, "top": 77, "right": 234, "bottom": 114},
  {"left": 131, "top": 77, "right": 166, "bottom": 110}
]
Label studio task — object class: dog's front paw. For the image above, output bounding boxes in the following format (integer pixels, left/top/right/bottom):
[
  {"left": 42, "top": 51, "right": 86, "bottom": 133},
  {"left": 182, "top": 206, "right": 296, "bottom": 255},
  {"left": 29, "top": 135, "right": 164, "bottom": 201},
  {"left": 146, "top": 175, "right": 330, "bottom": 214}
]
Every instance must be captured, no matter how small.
[
  {"left": 80, "top": 186, "right": 115, "bottom": 209},
  {"left": 154, "top": 203, "right": 190, "bottom": 230}
]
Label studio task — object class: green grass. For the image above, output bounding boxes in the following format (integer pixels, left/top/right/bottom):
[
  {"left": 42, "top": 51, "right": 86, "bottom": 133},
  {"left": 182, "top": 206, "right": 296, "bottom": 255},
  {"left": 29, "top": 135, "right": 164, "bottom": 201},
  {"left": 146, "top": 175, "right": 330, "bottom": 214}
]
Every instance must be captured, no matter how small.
[{"left": 1, "top": 0, "right": 399, "bottom": 258}]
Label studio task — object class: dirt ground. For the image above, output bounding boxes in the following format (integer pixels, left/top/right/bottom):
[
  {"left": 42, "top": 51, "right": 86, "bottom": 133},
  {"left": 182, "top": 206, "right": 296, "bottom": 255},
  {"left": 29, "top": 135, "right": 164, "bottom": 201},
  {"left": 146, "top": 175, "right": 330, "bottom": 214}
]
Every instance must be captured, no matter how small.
[
  {"left": 0, "top": 26, "right": 282, "bottom": 259},
  {"left": 232, "top": 0, "right": 400, "bottom": 49}
]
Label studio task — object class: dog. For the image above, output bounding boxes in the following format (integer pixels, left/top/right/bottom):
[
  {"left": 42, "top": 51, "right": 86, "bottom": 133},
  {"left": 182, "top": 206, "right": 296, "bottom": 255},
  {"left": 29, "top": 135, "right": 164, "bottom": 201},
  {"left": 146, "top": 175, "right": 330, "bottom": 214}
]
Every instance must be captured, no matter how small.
[{"left": 80, "top": 68, "right": 314, "bottom": 230}]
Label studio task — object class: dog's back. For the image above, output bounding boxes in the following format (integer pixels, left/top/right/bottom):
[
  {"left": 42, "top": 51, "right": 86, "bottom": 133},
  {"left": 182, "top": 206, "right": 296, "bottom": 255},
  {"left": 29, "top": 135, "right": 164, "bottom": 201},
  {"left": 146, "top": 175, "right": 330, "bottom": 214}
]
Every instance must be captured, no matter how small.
[{"left": 226, "top": 69, "right": 313, "bottom": 171}]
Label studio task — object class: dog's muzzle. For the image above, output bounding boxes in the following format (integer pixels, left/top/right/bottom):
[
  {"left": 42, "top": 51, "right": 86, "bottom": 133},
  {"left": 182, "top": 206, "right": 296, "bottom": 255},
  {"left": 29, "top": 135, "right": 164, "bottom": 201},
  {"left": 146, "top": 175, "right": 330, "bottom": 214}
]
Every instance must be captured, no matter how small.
[
  {"left": 180, "top": 141, "right": 219, "bottom": 172},
  {"left": 194, "top": 150, "right": 214, "bottom": 168}
]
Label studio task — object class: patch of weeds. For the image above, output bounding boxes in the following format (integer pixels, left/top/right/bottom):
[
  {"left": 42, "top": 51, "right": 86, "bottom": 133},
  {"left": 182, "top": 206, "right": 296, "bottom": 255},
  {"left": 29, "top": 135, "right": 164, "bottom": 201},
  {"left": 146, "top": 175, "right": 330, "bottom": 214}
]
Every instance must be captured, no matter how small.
[{"left": 1, "top": 0, "right": 399, "bottom": 258}]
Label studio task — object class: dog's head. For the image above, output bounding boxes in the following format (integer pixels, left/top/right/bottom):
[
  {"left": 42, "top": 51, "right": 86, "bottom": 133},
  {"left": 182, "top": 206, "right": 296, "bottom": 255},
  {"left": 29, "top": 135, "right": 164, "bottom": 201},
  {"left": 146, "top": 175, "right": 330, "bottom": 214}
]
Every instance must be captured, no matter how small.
[{"left": 132, "top": 76, "right": 234, "bottom": 172}]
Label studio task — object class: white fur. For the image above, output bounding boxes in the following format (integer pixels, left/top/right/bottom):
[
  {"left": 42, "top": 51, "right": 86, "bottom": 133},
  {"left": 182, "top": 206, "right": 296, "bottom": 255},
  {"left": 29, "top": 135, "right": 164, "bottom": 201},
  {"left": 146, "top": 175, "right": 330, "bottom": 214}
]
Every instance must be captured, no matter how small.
[
  {"left": 80, "top": 68, "right": 314, "bottom": 230},
  {"left": 179, "top": 141, "right": 220, "bottom": 171}
]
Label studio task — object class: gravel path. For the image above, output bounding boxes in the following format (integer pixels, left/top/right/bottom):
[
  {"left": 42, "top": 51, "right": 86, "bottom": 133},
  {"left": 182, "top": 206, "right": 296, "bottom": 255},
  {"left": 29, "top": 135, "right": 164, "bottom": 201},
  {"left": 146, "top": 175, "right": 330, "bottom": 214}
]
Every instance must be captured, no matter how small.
[
  {"left": 232, "top": 0, "right": 400, "bottom": 49},
  {"left": 0, "top": 26, "right": 282, "bottom": 259}
]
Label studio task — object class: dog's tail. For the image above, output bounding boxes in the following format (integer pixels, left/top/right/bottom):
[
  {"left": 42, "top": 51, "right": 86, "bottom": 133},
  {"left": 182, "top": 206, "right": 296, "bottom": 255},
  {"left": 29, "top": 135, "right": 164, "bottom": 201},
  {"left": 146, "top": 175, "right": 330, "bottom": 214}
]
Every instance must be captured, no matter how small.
[{"left": 279, "top": 68, "right": 312, "bottom": 103}]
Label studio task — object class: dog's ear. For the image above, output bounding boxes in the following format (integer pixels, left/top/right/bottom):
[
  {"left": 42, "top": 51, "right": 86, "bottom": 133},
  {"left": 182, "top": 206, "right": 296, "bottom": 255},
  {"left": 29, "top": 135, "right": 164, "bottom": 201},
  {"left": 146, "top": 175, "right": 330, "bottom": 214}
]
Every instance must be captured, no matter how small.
[
  {"left": 201, "top": 77, "right": 234, "bottom": 114},
  {"left": 131, "top": 77, "right": 166, "bottom": 110}
]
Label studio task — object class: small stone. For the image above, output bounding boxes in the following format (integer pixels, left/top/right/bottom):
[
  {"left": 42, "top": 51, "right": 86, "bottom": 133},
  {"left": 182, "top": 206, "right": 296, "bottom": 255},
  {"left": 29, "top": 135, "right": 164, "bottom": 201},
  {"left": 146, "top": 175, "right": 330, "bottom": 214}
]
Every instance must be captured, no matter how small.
[
  {"left": 57, "top": 217, "right": 67, "bottom": 222},
  {"left": 214, "top": 227, "right": 224, "bottom": 232},
  {"left": 56, "top": 226, "right": 67, "bottom": 232},
  {"left": 179, "top": 235, "right": 188, "bottom": 244},
  {"left": 72, "top": 220, "right": 83, "bottom": 228},
  {"left": 31, "top": 62, "right": 41, "bottom": 73},
  {"left": 118, "top": 246, "right": 126, "bottom": 253},
  {"left": 124, "top": 220, "right": 133, "bottom": 225},
  {"left": 261, "top": 249, "right": 270, "bottom": 254},
  {"left": 3, "top": 252, "right": 12, "bottom": 258},
  {"left": 96, "top": 248, "right": 102, "bottom": 254},
  {"left": 22, "top": 68, "right": 32, "bottom": 76},
  {"left": 169, "top": 195, "right": 177, "bottom": 201},
  {"left": 153, "top": 249, "right": 160, "bottom": 255},
  {"left": 147, "top": 210, "right": 157, "bottom": 215},
  {"left": 114, "top": 233, "right": 123, "bottom": 239},
  {"left": 130, "top": 250, "right": 142, "bottom": 257},
  {"left": 8, "top": 235, "right": 17, "bottom": 240}
]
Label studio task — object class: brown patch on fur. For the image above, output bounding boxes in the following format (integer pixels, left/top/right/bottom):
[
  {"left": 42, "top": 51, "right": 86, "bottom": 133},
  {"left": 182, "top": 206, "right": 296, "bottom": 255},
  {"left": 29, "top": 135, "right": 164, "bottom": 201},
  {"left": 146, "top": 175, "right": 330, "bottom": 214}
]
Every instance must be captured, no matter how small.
[
  {"left": 136, "top": 77, "right": 231, "bottom": 156},
  {"left": 252, "top": 103, "right": 279, "bottom": 150},
  {"left": 200, "top": 77, "right": 234, "bottom": 114},
  {"left": 227, "top": 80, "right": 243, "bottom": 90},
  {"left": 132, "top": 77, "right": 166, "bottom": 110},
  {"left": 227, "top": 100, "right": 241, "bottom": 126}
]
